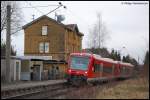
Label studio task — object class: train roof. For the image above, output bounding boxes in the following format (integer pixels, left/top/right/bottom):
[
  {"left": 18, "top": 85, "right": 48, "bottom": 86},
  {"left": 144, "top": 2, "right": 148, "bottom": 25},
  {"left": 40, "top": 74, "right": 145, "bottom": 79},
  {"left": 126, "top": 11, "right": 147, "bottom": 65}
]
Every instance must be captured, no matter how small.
[
  {"left": 119, "top": 62, "right": 134, "bottom": 67},
  {"left": 71, "top": 53, "right": 117, "bottom": 64},
  {"left": 70, "top": 53, "right": 134, "bottom": 66},
  {"left": 92, "top": 54, "right": 118, "bottom": 64},
  {"left": 70, "top": 53, "right": 93, "bottom": 57}
]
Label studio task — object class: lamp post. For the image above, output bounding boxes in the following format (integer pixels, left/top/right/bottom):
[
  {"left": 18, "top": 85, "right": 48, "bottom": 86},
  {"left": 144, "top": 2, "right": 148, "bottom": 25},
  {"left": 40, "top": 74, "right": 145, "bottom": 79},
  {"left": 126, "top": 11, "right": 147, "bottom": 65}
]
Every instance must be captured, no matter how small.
[{"left": 118, "top": 46, "right": 126, "bottom": 61}]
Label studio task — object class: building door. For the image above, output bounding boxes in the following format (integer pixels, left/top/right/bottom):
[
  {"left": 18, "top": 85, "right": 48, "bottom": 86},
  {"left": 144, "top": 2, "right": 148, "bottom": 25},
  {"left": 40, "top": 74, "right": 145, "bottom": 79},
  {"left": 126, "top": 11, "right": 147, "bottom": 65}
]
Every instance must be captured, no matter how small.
[
  {"left": 16, "top": 61, "right": 20, "bottom": 81},
  {"left": 33, "top": 65, "right": 40, "bottom": 81}
]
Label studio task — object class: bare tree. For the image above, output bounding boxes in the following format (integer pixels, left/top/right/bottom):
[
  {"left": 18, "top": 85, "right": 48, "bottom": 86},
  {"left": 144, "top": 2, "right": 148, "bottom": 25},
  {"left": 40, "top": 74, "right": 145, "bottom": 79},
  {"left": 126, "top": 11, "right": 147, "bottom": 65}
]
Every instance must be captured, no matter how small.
[
  {"left": 1, "top": 2, "right": 23, "bottom": 82},
  {"left": 88, "top": 12, "right": 109, "bottom": 49},
  {"left": 1, "top": 1, "right": 23, "bottom": 36},
  {"left": 88, "top": 24, "right": 97, "bottom": 48}
]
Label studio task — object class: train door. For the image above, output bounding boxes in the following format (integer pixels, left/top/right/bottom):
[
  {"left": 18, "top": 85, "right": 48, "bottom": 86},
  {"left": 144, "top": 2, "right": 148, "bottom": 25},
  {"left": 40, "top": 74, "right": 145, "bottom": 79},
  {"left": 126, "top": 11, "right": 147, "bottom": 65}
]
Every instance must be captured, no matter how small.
[
  {"left": 119, "top": 65, "right": 121, "bottom": 76},
  {"left": 93, "top": 60, "right": 101, "bottom": 77},
  {"left": 16, "top": 61, "right": 19, "bottom": 80},
  {"left": 115, "top": 64, "right": 120, "bottom": 77},
  {"left": 100, "top": 63, "right": 103, "bottom": 77},
  {"left": 112, "top": 64, "right": 115, "bottom": 77},
  {"left": 120, "top": 66, "right": 125, "bottom": 77},
  {"left": 93, "top": 61, "right": 98, "bottom": 77},
  {"left": 14, "top": 60, "right": 21, "bottom": 81}
]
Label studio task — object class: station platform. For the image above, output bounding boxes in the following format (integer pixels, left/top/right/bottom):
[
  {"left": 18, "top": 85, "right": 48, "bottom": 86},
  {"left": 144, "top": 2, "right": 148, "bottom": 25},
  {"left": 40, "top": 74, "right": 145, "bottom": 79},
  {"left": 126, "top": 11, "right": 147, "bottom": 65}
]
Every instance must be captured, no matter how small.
[{"left": 1, "top": 79, "right": 66, "bottom": 91}]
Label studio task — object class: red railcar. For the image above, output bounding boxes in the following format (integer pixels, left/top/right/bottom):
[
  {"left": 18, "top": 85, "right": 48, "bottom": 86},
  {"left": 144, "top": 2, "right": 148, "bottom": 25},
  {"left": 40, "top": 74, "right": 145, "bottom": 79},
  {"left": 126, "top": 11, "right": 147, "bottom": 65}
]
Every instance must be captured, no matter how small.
[
  {"left": 66, "top": 53, "right": 134, "bottom": 84},
  {"left": 118, "top": 62, "right": 134, "bottom": 78}
]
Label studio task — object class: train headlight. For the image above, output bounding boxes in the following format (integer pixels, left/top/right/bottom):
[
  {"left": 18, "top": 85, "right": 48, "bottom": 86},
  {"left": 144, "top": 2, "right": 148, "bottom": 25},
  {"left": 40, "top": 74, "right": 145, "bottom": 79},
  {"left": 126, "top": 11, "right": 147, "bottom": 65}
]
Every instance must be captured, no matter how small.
[
  {"left": 68, "top": 69, "right": 71, "bottom": 73},
  {"left": 92, "top": 67, "right": 94, "bottom": 71},
  {"left": 84, "top": 71, "right": 88, "bottom": 76}
]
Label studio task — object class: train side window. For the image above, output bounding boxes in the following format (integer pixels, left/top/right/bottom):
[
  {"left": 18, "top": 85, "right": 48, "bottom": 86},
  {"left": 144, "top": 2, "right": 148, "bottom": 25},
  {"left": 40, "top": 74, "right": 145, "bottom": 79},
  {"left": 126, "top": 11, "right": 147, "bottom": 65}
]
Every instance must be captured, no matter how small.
[
  {"left": 103, "top": 66, "right": 112, "bottom": 73},
  {"left": 126, "top": 68, "right": 129, "bottom": 74}
]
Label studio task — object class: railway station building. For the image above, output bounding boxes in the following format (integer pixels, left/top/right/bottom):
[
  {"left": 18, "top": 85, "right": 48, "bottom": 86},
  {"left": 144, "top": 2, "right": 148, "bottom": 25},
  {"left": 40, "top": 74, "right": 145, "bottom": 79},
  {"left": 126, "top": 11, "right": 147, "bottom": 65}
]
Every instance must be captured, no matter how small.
[{"left": 22, "top": 15, "right": 84, "bottom": 80}]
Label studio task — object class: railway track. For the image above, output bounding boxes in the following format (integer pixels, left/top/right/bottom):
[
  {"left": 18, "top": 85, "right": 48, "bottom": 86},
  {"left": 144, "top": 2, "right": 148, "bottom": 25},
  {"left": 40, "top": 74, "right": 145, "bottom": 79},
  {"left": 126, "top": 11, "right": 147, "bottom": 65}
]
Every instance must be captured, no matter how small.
[
  {"left": 2, "top": 82, "right": 65, "bottom": 99},
  {"left": 1, "top": 82, "right": 78, "bottom": 99},
  {"left": 2, "top": 78, "right": 128, "bottom": 99},
  {"left": 23, "top": 83, "right": 78, "bottom": 99}
]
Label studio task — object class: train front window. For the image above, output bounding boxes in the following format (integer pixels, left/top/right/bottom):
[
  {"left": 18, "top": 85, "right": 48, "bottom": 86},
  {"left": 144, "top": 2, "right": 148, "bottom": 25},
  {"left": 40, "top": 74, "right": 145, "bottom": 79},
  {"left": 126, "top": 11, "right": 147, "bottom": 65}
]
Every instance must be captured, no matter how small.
[{"left": 70, "top": 56, "right": 89, "bottom": 70}]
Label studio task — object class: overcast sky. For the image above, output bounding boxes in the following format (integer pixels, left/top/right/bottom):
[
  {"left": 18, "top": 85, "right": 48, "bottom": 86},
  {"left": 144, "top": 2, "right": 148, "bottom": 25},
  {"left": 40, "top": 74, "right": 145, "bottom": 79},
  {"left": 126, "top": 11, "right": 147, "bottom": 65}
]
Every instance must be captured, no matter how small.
[{"left": 9, "top": 1, "right": 149, "bottom": 64}]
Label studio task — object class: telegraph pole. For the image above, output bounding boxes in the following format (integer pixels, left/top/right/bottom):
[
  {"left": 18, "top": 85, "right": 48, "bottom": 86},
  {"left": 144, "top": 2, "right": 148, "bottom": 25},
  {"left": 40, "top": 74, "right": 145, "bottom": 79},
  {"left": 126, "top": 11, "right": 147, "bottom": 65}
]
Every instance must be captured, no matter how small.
[
  {"left": 6, "top": 5, "right": 11, "bottom": 83},
  {"left": 138, "top": 56, "right": 139, "bottom": 65}
]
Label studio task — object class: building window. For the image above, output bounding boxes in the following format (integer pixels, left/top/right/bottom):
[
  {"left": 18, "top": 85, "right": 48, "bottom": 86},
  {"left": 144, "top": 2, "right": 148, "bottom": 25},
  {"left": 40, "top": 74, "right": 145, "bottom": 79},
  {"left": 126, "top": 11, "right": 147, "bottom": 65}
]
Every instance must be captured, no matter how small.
[
  {"left": 42, "top": 26, "right": 48, "bottom": 35},
  {"left": 39, "top": 42, "right": 49, "bottom": 53},
  {"left": 45, "top": 42, "right": 49, "bottom": 53},
  {"left": 39, "top": 42, "right": 44, "bottom": 53}
]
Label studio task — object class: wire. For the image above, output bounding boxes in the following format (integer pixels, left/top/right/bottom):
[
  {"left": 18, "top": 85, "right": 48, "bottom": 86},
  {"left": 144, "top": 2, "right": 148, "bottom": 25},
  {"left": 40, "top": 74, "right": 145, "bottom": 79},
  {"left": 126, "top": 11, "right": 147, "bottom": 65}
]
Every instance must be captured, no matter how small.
[
  {"left": 21, "top": 4, "right": 59, "bottom": 8},
  {"left": 11, "top": 28, "right": 23, "bottom": 35},
  {"left": 1, "top": 4, "right": 59, "bottom": 10},
  {"left": 10, "top": 5, "right": 60, "bottom": 9},
  {"left": 45, "top": 5, "right": 62, "bottom": 15},
  {"left": 25, "top": 1, "right": 44, "bottom": 15},
  {"left": 11, "top": 18, "right": 29, "bottom": 34}
]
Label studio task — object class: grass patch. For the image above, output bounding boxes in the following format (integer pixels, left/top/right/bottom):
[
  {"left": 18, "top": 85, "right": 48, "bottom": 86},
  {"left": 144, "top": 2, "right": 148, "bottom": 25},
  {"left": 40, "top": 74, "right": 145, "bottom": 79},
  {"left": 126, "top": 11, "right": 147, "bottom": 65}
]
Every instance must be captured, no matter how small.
[{"left": 96, "top": 77, "right": 149, "bottom": 99}]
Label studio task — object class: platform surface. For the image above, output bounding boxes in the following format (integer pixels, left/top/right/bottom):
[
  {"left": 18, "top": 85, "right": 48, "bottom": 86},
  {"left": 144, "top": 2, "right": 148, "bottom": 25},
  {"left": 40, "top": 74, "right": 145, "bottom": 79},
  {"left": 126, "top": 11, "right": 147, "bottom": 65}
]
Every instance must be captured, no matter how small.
[{"left": 1, "top": 79, "right": 66, "bottom": 91}]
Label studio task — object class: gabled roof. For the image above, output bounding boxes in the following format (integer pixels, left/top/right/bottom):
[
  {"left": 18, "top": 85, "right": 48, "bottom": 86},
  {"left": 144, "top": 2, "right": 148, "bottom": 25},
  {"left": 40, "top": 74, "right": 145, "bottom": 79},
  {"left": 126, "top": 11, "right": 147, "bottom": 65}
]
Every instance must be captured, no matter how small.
[
  {"left": 22, "top": 15, "right": 64, "bottom": 29},
  {"left": 65, "top": 24, "right": 78, "bottom": 32},
  {"left": 22, "top": 15, "right": 84, "bottom": 36},
  {"left": 65, "top": 24, "right": 84, "bottom": 36}
]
